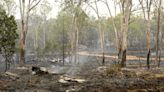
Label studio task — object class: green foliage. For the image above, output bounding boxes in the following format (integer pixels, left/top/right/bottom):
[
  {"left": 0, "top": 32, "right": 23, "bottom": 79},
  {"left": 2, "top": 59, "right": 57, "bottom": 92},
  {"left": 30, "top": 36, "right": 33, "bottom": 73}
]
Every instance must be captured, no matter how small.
[
  {"left": 128, "top": 16, "right": 146, "bottom": 46},
  {"left": 74, "top": 6, "right": 89, "bottom": 29},
  {"left": 0, "top": 9, "right": 18, "bottom": 71}
]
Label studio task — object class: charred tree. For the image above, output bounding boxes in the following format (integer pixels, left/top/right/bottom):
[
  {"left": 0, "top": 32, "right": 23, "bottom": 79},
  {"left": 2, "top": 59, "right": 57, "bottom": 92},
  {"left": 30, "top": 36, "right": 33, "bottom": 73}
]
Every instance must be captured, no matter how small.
[
  {"left": 147, "top": 49, "right": 150, "bottom": 69},
  {"left": 139, "top": 0, "right": 152, "bottom": 69},
  {"left": 120, "top": 0, "right": 132, "bottom": 67}
]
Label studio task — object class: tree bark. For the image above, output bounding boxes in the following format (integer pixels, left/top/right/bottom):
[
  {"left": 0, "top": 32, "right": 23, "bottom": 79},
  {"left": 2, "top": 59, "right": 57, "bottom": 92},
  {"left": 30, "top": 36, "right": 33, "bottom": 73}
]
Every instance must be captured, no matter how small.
[
  {"left": 95, "top": 1, "right": 105, "bottom": 65},
  {"left": 20, "top": 19, "right": 26, "bottom": 65},
  {"left": 156, "top": 0, "right": 162, "bottom": 67},
  {"left": 87, "top": 1, "right": 105, "bottom": 65},
  {"left": 74, "top": 17, "right": 79, "bottom": 64},
  {"left": 62, "top": 16, "right": 65, "bottom": 65},
  {"left": 139, "top": 0, "right": 152, "bottom": 69},
  {"left": 104, "top": 0, "right": 119, "bottom": 62},
  {"left": 147, "top": 49, "right": 150, "bottom": 69},
  {"left": 19, "top": 0, "right": 41, "bottom": 65},
  {"left": 120, "top": 0, "right": 131, "bottom": 67},
  {"left": 146, "top": 20, "right": 151, "bottom": 69}
]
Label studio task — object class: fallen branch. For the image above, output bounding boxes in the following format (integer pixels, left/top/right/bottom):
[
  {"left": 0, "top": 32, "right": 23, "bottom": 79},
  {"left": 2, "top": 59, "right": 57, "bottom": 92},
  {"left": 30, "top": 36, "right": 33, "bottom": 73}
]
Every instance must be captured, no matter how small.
[{"left": 5, "top": 72, "right": 20, "bottom": 80}]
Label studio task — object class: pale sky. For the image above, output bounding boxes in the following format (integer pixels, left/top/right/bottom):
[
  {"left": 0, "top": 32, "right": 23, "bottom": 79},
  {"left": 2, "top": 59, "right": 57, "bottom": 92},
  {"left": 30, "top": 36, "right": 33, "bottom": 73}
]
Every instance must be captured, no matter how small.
[{"left": 14, "top": 0, "right": 139, "bottom": 19}]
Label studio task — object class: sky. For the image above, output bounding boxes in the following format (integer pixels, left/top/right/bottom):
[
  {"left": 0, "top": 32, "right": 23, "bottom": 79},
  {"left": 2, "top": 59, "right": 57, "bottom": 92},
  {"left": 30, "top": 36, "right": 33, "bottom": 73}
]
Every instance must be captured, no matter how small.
[
  {"left": 14, "top": 0, "right": 139, "bottom": 19},
  {"left": 14, "top": 0, "right": 119, "bottom": 19}
]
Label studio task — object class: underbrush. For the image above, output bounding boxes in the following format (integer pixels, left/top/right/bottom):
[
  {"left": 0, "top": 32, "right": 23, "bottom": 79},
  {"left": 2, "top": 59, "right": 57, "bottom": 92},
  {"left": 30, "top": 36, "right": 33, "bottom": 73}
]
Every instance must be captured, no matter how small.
[{"left": 106, "top": 64, "right": 137, "bottom": 78}]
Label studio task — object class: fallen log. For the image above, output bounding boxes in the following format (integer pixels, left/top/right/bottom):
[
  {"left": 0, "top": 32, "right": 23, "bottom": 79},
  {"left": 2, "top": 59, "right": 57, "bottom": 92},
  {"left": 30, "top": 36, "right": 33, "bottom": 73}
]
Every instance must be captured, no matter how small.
[
  {"left": 58, "top": 76, "right": 86, "bottom": 83},
  {"left": 5, "top": 72, "right": 20, "bottom": 80},
  {"left": 16, "top": 66, "right": 28, "bottom": 70},
  {"left": 5, "top": 72, "right": 19, "bottom": 78}
]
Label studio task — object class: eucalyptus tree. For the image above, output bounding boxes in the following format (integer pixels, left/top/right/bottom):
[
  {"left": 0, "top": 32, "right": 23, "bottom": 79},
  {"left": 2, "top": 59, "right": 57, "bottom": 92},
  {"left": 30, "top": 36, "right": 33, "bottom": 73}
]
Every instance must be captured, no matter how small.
[
  {"left": 19, "top": 0, "right": 41, "bottom": 65},
  {"left": 27, "top": 14, "right": 43, "bottom": 56},
  {"left": 118, "top": 0, "right": 132, "bottom": 67},
  {"left": 87, "top": 0, "right": 106, "bottom": 65},
  {"left": 101, "top": 0, "right": 132, "bottom": 67},
  {"left": 28, "top": 1, "right": 52, "bottom": 57},
  {"left": 61, "top": 0, "right": 88, "bottom": 63},
  {"left": 101, "top": 0, "right": 119, "bottom": 61},
  {"left": 139, "top": 0, "right": 153, "bottom": 69},
  {"left": 37, "top": 0, "right": 52, "bottom": 50},
  {"left": 154, "top": 0, "right": 162, "bottom": 67}
]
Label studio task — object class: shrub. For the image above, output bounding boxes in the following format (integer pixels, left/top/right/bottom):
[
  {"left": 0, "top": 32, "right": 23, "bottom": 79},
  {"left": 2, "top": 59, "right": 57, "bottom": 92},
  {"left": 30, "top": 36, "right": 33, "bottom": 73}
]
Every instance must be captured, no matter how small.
[
  {"left": 106, "top": 64, "right": 121, "bottom": 77},
  {"left": 0, "top": 9, "right": 18, "bottom": 71}
]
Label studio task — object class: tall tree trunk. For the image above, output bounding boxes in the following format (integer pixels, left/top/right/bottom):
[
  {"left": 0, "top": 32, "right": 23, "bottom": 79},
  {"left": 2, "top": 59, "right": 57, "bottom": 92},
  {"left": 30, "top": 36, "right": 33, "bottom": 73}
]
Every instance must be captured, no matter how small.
[
  {"left": 19, "top": 0, "right": 41, "bottom": 65},
  {"left": 120, "top": 0, "right": 131, "bottom": 67},
  {"left": 19, "top": 0, "right": 25, "bottom": 65},
  {"left": 20, "top": 33, "right": 25, "bottom": 65},
  {"left": 146, "top": 20, "right": 151, "bottom": 69},
  {"left": 104, "top": 0, "right": 119, "bottom": 62},
  {"left": 43, "top": 28, "right": 46, "bottom": 49},
  {"left": 5, "top": 58, "right": 10, "bottom": 72},
  {"left": 121, "top": 27, "right": 128, "bottom": 67},
  {"left": 75, "top": 27, "right": 79, "bottom": 64},
  {"left": 88, "top": 0, "right": 105, "bottom": 65},
  {"left": 20, "top": 20, "right": 26, "bottom": 65},
  {"left": 43, "top": 18, "right": 46, "bottom": 50},
  {"left": 158, "top": 47, "right": 161, "bottom": 67},
  {"left": 74, "top": 17, "right": 78, "bottom": 64},
  {"left": 34, "top": 28, "right": 38, "bottom": 59},
  {"left": 118, "top": 41, "right": 122, "bottom": 64},
  {"left": 102, "top": 21, "right": 105, "bottom": 65},
  {"left": 94, "top": 1, "right": 105, "bottom": 65},
  {"left": 156, "top": 0, "right": 162, "bottom": 67},
  {"left": 147, "top": 48, "right": 150, "bottom": 69},
  {"left": 62, "top": 16, "right": 65, "bottom": 65},
  {"left": 70, "top": 32, "right": 75, "bottom": 63},
  {"left": 155, "top": 24, "right": 159, "bottom": 65},
  {"left": 70, "top": 12, "right": 75, "bottom": 64},
  {"left": 98, "top": 22, "right": 105, "bottom": 65},
  {"left": 139, "top": 0, "right": 152, "bottom": 69},
  {"left": 158, "top": 29, "right": 164, "bottom": 67}
]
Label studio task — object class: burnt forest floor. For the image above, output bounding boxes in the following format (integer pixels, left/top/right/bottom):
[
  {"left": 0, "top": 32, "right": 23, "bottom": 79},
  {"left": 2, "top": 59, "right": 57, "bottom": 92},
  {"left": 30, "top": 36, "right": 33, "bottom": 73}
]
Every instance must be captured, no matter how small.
[{"left": 0, "top": 56, "right": 164, "bottom": 92}]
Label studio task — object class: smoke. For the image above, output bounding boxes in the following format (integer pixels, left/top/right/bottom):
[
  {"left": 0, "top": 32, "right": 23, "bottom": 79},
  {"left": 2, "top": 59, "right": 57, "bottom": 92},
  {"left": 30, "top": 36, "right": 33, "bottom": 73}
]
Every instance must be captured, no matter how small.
[{"left": 48, "top": 55, "right": 90, "bottom": 76}]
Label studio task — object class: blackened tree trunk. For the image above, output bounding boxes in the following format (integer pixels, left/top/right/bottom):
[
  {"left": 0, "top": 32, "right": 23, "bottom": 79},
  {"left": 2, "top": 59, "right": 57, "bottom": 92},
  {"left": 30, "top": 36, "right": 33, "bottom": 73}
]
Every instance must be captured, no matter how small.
[
  {"left": 147, "top": 49, "right": 150, "bottom": 69},
  {"left": 120, "top": 0, "right": 132, "bottom": 67},
  {"left": 146, "top": 19, "right": 151, "bottom": 69},
  {"left": 139, "top": 0, "right": 152, "bottom": 69}
]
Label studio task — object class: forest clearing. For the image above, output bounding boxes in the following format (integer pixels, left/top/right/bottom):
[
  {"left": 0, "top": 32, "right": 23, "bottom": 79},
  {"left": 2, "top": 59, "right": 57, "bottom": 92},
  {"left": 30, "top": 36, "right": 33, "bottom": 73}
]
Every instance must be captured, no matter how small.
[{"left": 0, "top": 0, "right": 164, "bottom": 92}]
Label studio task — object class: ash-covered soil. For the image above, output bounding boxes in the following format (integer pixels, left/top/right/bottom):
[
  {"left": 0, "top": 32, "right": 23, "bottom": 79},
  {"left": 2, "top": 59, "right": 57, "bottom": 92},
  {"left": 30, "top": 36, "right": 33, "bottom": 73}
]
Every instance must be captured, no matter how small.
[{"left": 0, "top": 57, "right": 164, "bottom": 92}]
